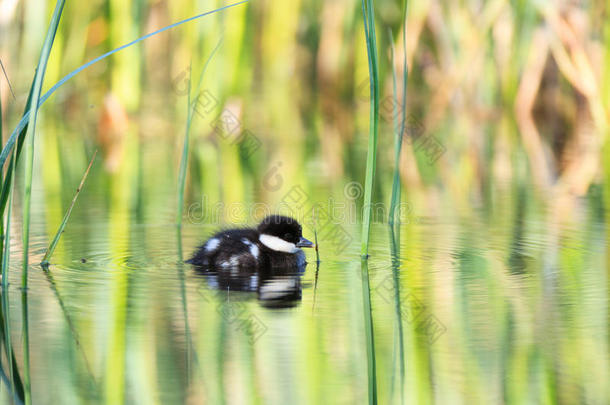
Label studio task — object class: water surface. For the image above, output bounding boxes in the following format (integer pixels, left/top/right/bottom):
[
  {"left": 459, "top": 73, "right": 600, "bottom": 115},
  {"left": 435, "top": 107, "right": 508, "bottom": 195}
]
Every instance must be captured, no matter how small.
[{"left": 1, "top": 191, "right": 607, "bottom": 404}]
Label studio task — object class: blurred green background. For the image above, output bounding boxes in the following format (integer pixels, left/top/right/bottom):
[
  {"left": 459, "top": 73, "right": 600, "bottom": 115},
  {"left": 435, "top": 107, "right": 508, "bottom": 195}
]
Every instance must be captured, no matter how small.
[
  {"left": 0, "top": 0, "right": 607, "bottom": 213},
  {"left": 0, "top": 0, "right": 609, "bottom": 404}
]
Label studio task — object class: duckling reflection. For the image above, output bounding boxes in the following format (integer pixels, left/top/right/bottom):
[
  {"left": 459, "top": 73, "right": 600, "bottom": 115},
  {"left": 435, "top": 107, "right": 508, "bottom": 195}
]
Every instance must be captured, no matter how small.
[
  {"left": 188, "top": 215, "right": 313, "bottom": 308},
  {"left": 193, "top": 263, "right": 305, "bottom": 308}
]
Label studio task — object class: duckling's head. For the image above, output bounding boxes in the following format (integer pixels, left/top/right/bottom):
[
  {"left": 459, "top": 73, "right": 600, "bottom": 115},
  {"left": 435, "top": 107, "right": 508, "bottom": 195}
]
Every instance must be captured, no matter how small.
[{"left": 257, "top": 215, "right": 313, "bottom": 253}]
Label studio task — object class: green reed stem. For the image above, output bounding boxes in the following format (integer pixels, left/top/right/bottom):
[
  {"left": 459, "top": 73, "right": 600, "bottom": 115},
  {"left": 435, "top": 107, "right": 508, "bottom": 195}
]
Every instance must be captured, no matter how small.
[
  {"left": 0, "top": 60, "right": 15, "bottom": 101},
  {"left": 0, "top": 290, "right": 25, "bottom": 405},
  {"left": 0, "top": 86, "right": 34, "bottom": 219},
  {"left": 359, "top": 1, "right": 379, "bottom": 403},
  {"left": 0, "top": 75, "right": 2, "bottom": 143},
  {"left": 360, "top": 0, "right": 380, "bottom": 258},
  {"left": 176, "top": 226, "right": 199, "bottom": 382},
  {"left": 176, "top": 65, "right": 193, "bottom": 226},
  {"left": 0, "top": 288, "right": 14, "bottom": 403},
  {"left": 388, "top": 33, "right": 400, "bottom": 226},
  {"left": 20, "top": 291, "right": 30, "bottom": 405},
  {"left": 1, "top": 135, "right": 16, "bottom": 290},
  {"left": 388, "top": 225, "right": 405, "bottom": 404},
  {"left": 388, "top": 1, "right": 409, "bottom": 227},
  {"left": 313, "top": 228, "right": 320, "bottom": 264},
  {"left": 311, "top": 226, "right": 320, "bottom": 313},
  {"left": 0, "top": 354, "right": 23, "bottom": 405},
  {"left": 19, "top": 3, "right": 66, "bottom": 403},
  {"left": 312, "top": 208, "right": 321, "bottom": 264},
  {"left": 176, "top": 40, "right": 222, "bottom": 225},
  {"left": 1, "top": 107, "right": 19, "bottom": 403},
  {"left": 41, "top": 150, "right": 97, "bottom": 267},
  {"left": 0, "top": 83, "right": 3, "bottom": 275},
  {"left": 21, "top": 0, "right": 66, "bottom": 291},
  {"left": 360, "top": 258, "right": 377, "bottom": 405}
]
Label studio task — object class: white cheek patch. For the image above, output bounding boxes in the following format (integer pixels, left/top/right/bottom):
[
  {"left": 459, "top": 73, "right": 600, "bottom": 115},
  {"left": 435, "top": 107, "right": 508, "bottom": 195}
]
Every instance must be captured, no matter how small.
[
  {"left": 241, "top": 238, "right": 260, "bottom": 259},
  {"left": 259, "top": 234, "right": 299, "bottom": 253},
  {"left": 205, "top": 238, "right": 220, "bottom": 252}
]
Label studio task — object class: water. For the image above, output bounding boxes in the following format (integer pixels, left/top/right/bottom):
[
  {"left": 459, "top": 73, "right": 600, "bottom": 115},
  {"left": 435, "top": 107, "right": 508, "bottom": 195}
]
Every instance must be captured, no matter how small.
[{"left": 0, "top": 194, "right": 608, "bottom": 404}]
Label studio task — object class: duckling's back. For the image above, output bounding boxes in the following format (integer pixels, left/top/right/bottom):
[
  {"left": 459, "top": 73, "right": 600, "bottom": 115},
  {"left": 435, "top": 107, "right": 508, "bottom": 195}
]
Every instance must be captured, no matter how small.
[{"left": 187, "top": 228, "right": 262, "bottom": 268}]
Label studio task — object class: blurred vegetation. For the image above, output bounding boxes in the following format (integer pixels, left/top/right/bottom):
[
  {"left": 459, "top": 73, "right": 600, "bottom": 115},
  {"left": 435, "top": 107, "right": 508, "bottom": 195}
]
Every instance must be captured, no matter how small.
[
  {"left": 0, "top": 0, "right": 608, "bottom": 404},
  {"left": 0, "top": 0, "right": 608, "bottom": 219}
]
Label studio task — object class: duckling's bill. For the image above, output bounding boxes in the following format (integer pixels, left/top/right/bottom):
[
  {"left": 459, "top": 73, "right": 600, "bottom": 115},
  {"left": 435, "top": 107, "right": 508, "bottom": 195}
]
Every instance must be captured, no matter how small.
[{"left": 296, "top": 237, "right": 314, "bottom": 248}]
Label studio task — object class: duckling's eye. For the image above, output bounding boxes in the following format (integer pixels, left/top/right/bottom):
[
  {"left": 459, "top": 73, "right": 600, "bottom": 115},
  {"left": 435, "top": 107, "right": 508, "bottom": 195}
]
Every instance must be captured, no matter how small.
[{"left": 284, "top": 233, "right": 293, "bottom": 241}]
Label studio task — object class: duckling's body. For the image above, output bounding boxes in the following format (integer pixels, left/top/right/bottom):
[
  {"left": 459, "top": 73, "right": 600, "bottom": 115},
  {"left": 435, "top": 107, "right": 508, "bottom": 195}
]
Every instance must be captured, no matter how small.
[{"left": 188, "top": 215, "right": 313, "bottom": 270}]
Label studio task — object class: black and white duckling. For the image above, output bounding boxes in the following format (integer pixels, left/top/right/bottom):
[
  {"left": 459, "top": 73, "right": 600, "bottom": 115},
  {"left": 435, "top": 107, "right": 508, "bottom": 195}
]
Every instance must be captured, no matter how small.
[{"left": 187, "top": 215, "right": 314, "bottom": 269}]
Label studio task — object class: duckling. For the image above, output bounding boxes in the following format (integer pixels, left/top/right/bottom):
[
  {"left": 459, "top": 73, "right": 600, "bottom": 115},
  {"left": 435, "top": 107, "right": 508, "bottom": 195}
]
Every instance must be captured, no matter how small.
[{"left": 187, "top": 215, "right": 314, "bottom": 269}]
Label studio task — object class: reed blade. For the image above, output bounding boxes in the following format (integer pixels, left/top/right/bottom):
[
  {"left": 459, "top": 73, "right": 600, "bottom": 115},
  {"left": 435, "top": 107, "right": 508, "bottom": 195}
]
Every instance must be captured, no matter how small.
[
  {"left": 0, "top": 288, "right": 25, "bottom": 405},
  {"left": 0, "top": 82, "right": 35, "bottom": 219},
  {"left": 0, "top": 54, "right": 24, "bottom": 405},
  {"left": 41, "top": 151, "right": 97, "bottom": 267},
  {"left": 21, "top": 0, "right": 67, "bottom": 289},
  {"left": 360, "top": 0, "right": 380, "bottom": 258},
  {"left": 177, "top": 40, "right": 222, "bottom": 225},
  {"left": 0, "top": 59, "right": 15, "bottom": 100},
  {"left": 359, "top": 2, "right": 379, "bottom": 403},
  {"left": 176, "top": 63, "right": 193, "bottom": 227},
  {"left": 388, "top": 225, "right": 405, "bottom": 403},
  {"left": 360, "top": 258, "right": 377, "bottom": 405},
  {"left": 20, "top": 290, "right": 31, "bottom": 405},
  {"left": 312, "top": 227, "right": 320, "bottom": 313},
  {"left": 176, "top": 226, "right": 199, "bottom": 383},
  {"left": 0, "top": 73, "right": 3, "bottom": 142},
  {"left": 1, "top": 128, "right": 16, "bottom": 288},
  {"left": 19, "top": 3, "right": 67, "bottom": 403},
  {"left": 388, "top": 1, "right": 409, "bottom": 227},
  {"left": 0, "top": 79, "right": 3, "bottom": 271}
]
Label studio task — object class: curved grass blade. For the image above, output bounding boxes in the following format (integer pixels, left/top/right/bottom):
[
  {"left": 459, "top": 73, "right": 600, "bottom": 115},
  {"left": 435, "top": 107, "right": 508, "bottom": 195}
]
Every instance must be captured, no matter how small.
[
  {"left": 0, "top": 86, "right": 34, "bottom": 217},
  {"left": 41, "top": 150, "right": 97, "bottom": 267},
  {"left": 0, "top": 0, "right": 249, "bottom": 173},
  {"left": 177, "top": 39, "right": 223, "bottom": 225}
]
